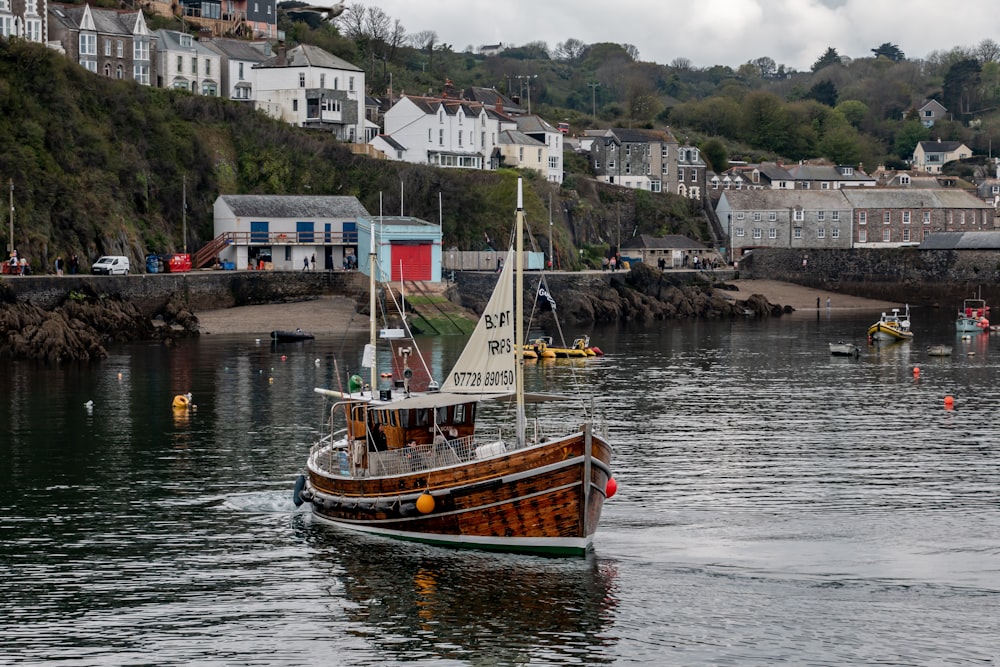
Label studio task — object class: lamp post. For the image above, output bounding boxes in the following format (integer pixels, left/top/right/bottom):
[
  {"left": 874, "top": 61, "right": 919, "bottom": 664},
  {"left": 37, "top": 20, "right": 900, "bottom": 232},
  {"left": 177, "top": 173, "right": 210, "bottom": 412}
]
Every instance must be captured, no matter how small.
[
  {"left": 588, "top": 82, "right": 600, "bottom": 119},
  {"left": 516, "top": 74, "right": 537, "bottom": 114}
]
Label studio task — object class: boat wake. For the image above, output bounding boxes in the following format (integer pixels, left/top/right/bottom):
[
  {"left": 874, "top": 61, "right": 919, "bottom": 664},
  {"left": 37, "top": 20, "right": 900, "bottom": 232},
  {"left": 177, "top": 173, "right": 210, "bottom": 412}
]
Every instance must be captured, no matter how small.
[{"left": 222, "top": 490, "right": 306, "bottom": 514}]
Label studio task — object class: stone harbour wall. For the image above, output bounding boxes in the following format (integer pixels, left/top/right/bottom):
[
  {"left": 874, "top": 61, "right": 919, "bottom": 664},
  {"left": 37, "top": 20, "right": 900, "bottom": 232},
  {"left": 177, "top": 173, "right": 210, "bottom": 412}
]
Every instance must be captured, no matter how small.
[{"left": 740, "top": 248, "right": 1000, "bottom": 307}]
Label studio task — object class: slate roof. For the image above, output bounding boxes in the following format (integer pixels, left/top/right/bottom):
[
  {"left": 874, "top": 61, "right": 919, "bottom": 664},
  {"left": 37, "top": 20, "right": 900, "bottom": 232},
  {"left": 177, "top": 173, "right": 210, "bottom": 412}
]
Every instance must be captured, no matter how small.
[
  {"left": 719, "top": 190, "right": 852, "bottom": 209},
  {"left": 219, "top": 195, "right": 370, "bottom": 218},
  {"left": 841, "top": 189, "right": 991, "bottom": 210},
  {"left": 920, "top": 231, "right": 1000, "bottom": 249},
  {"left": 607, "top": 128, "right": 676, "bottom": 144},
  {"left": 917, "top": 140, "right": 966, "bottom": 153},
  {"left": 515, "top": 115, "right": 558, "bottom": 134},
  {"left": 498, "top": 130, "right": 545, "bottom": 147},
  {"left": 260, "top": 44, "right": 362, "bottom": 71},
  {"left": 374, "top": 134, "right": 406, "bottom": 150},
  {"left": 49, "top": 3, "right": 142, "bottom": 35},
  {"left": 785, "top": 164, "right": 874, "bottom": 183},
  {"left": 621, "top": 234, "right": 707, "bottom": 250},
  {"left": 201, "top": 38, "right": 272, "bottom": 62}
]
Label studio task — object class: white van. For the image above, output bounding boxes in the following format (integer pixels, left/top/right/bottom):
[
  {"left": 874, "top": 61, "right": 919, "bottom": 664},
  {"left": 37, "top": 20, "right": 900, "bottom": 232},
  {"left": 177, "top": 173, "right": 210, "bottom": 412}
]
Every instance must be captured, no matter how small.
[{"left": 91, "top": 256, "right": 130, "bottom": 275}]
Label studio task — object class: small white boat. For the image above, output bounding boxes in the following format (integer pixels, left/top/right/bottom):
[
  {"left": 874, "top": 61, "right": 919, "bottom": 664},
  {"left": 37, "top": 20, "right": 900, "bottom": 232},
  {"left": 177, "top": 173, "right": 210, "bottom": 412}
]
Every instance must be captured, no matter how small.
[
  {"left": 926, "top": 344, "right": 953, "bottom": 357},
  {"left": 829, "top": 341, "right": 861, "bottom": 357}
]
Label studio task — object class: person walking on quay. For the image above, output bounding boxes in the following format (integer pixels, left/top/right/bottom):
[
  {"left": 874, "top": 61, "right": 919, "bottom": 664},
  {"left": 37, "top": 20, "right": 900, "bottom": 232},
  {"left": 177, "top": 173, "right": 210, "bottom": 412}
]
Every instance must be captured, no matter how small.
[
  {"left": 311, "top": 253, "right": 316, "bottom": 271},
  {"left": 303, "top": 256, "right": 309, "bottom": 271},
  {"left": 55, "top": 256, "right": 64, "bottom": 276},
  {"left": 69, "top": 255, "right": 79, "bottom": 274}
]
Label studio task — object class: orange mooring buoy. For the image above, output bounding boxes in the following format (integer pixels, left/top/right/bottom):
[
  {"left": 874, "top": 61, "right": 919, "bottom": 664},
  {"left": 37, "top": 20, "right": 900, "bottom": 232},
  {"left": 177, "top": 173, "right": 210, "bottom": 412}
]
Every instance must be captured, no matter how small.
[{"left": 944, "top": 395, "right": 955, "bottom": 409}]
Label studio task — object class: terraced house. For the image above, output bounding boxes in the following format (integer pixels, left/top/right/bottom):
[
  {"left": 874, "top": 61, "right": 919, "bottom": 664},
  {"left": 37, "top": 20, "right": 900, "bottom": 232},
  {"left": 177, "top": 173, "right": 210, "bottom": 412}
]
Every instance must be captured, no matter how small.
[
  {"left": 716, "top": 188, "right": 994, "bottom": 262},
  {"left": 48, "top": 3, "right": 153, "bottom": 85}
]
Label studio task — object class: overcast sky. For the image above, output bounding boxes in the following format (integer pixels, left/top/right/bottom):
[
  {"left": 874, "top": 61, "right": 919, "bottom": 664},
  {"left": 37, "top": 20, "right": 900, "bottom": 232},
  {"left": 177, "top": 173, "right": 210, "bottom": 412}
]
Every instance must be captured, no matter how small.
[{"left": 362, "top": 0, "right": 993, "bottom": 71}]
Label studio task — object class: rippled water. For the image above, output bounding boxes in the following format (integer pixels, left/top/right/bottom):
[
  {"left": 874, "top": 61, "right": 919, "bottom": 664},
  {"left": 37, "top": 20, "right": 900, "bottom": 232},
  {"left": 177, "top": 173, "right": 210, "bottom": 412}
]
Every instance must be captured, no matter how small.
[{"left": 2, "top": 307, "right": 999, "bottom": 665}]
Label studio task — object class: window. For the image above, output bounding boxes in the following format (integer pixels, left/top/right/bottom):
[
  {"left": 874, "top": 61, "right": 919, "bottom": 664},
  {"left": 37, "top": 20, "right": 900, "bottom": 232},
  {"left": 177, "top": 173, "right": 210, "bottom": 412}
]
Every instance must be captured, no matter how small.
[
  {"left": 883, "top": 211, "right": 890, "bottom": 224},
  {"left": 752, "top": 212, "right": 761, "bottom": 222},
  {"left": 205, "top": 59, "right": 211, "bottom": 76},
  {"left": 80, "top": 33, "right": 97, "bottom": 56},
  {"left": 691, "top": 170, "right": 697, "bottom": 182},
  {"left": 736, "top": 212, "right": 745, "bottom": 220},
  {"left": 678, "top": 168, "right": 685, "bottom": 181},
  {"left": 608, "top": 160, "right": 616, "bottom": 170},
  {"left": 134, "top": 64, "right": 149, "bottom": 85},
  {"left": 625, "top": 145, "right": 631, "bottom": 156},
  {"left": 735, "top": 228, "right": 745, "bottom": 237},
  {"left": 117, "top": 40, "right": 123, "bottom": 58},
  {"left": 832, "top": 211, "right": 839, "bottom": 221},
  {"left": 428, "top": 129, "right": 432, "bottom": 142},
  {"left": 818, "top": 211, "right": 825, "bottom": 221},
  {"left": 661, "top": 146, "right": 668, "bottom": 158},
  {"left": 902, "top": 228, "right": 910, "bottom": 242},
  {"left": 595, "top": 160, "right": 601, "bottom": 169},
  {"left": 177, "top": 55, "right": 183, "bottom": 73},
  {"left": 661, "top": 164, "right": 668, "bottom": 175},
  {"left": 768, "top": 228, "right": 778, "bottom": 239},
  {"left": 104, "top": 63, "right": 110, "bottom": 77},
  {"left": 817, "top": 228, "right": 825, "bottom": 239},
  {"left": 831, "top": 228, "right": 839, "bottom": 239},
  {"left": 191, "top": 57, "right": 197, "bottom": 75},
  {"left": 349, "top": 76, "right": 355, "bottom": 91},
  {"left": 625, "top": 163, "right": 631, "bottom": 175},
  {"left": 116, "top": 64, "right": 123, "bottom": 80},
  {"left": 961, "top": 211, "right": 966, "bottom": 225},
  {"left": 292, "top": 99, "right": 298, "bottom": 111},
  {"left": 134, "top": 40, "right": 148, "bottom": 62},
  {"left": 858, "top": 211, "right": 867, "bottom": 225},
  {"left": 883, "top": 228, "right": 891, "bottom": 242},
  {"left": 518, "top": 147, "right": 524, "bottom": 161},
  {"left": 439, "top": 129, "right": 443, "bottom": 146},
  {"left": 821, "top": 182, "right": 830, "bottom": 189},
  {"left": 299, "top": 73, "right": 306, "bottom": 87},
  {"left": 768, "top": 212, "right": 777, "bottom": 222},
  {"left": 859, "top": 229, "right": 867, "bottom": 243},
  {"left": 752, "top": 228, "right": 762, "bottom": 239},
  {"left": 902, "top": 211, "right": 910, "bottom": 224},
  {"left": 105, "top": 40, "right": 111, "bottom": 57},
  {"left": 793, "top": 209, "right": 804, "bottom": 222},
  {"left": 900, "top": 175, "right": 910, "bottom": 185},
  {"left": 793, "top": 227, "right": 802, "bottom": 239},
  {"left": 651, "top": 180, "right": 661, "bottom": 193}
]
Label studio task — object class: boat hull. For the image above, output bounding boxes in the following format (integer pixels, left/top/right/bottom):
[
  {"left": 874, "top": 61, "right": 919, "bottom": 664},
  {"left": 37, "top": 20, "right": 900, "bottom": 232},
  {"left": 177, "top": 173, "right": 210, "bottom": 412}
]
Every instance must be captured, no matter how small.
[
  {"left": 956, "top": 316, "right": 988, "bottom": 333},
  {"left": 867, "top": 323, "right": 913, "bottom": 342},
  {"left": 829, "top": 342, "right": 860, "bottom": 357},
  {"left": 271, "top": 330, "right": 315, "bottom": 342},
  {"left": 305, "top": 431, "right": 613, "bottom": 556}
]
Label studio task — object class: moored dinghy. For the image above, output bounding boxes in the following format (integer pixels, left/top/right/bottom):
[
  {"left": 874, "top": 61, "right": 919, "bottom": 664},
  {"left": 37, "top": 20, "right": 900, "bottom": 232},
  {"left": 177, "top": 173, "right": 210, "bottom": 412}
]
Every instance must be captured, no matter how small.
[{"left": 295, "top": 179, "right": 615, "bottom": 556}]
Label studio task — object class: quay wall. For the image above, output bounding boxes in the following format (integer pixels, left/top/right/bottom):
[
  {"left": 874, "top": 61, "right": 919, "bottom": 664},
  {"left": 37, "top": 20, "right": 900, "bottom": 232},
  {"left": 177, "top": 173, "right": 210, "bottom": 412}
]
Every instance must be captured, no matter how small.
[
  {"left": 739, "top": 248, "right": 1000, "bottom": 307},
  {"left": 0, "top": 271, "right": 366, "bottom": 316}
]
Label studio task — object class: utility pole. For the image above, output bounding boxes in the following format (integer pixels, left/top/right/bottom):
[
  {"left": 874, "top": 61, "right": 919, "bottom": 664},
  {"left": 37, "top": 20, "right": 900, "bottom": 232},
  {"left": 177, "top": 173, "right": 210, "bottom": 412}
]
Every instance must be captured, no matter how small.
[
  {"left": 516, "top": 74, "right": 537, "bottom": 114},
  {"left": 7, "top": 179, "right": 13, "bottom": 255},
  {"left": 182, "top": 174, "right": 187, "bottom": 254},
  {"left": 588, "top": 82, "right": 600, "bottom": 119}
]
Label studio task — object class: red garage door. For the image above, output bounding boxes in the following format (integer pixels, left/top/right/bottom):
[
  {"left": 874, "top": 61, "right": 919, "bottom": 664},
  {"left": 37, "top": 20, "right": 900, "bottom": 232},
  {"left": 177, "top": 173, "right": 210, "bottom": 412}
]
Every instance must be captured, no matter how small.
[{"left": 390, "top": 244, "right": 432, "bottom": 281}]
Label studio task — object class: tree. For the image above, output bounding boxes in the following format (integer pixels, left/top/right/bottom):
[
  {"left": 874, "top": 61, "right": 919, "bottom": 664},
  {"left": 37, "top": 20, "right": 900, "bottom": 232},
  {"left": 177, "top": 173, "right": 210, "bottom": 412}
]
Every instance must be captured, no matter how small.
[
  {"left": 553, "top": 38, "right": 586, "bottom": 61},
  {"left": 700, "top": 138, "right": 728, "bottom": 172},
  {"left": 835, "top": 100, "right": 869, "bottom": 129},
  {"left": 622, "top": 43, "right": 640, "bottom": 62},
  {"left": 893, "top": 120, "right": 930, "bottom": 159},
  {"left": 811, "top": 47, "right": 841, "bottom": 72},
  {"left": 670, "top": 57, "right": 692, "bottom": 71},
  {"left": 975, "top": 38, "right": 1000, "bottom": 63},
  {"left": 806, "top": 80, "right": 838, "bottom": 106},
  {"left": 817, "top": 125, "right": 862, "bottom": 165},
  {"left": 943, "top": 58, "right": 982, "bottom": 118},
  {"left": 871, "top": 43, "right": 905, "bottom": 62},
  {"left": 751, "top": 56, "right": 777, "bottom": 79}
]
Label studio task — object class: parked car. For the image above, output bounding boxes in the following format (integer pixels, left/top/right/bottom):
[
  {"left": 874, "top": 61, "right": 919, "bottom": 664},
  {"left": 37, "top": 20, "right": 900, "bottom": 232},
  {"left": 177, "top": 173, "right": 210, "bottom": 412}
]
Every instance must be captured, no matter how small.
[{"left": 91, "top": 256, "right": 130, "bottom": 275}]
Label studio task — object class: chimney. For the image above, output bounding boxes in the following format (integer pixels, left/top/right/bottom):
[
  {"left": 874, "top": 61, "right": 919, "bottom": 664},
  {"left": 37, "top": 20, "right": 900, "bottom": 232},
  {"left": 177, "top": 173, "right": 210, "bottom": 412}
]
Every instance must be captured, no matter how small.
[
  {"left": 495, "top": 97, "right": 503, "bottom": 114},
  {"left": 276, "top": 42, "right": 287, "bottom": 67}
]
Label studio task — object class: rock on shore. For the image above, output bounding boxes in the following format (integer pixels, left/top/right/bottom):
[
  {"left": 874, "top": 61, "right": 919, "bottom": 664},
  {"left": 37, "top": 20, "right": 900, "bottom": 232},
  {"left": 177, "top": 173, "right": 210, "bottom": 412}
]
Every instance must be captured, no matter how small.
[{"left": 0, "top": 287, "right": 198, "bottom": 363}]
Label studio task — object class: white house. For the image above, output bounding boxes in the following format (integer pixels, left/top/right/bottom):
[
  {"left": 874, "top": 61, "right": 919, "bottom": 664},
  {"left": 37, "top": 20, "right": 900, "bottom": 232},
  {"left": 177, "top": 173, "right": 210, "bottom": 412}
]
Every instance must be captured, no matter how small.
[
  {"left": 213, "top": 194, "right": 370, "bottom": 271},
  {"left": 514, "top": 115, "right": 563, "bottom": 183},
  {"left": 497, "top": 129, "right": 547, "bottom": 176},
  {"left": 378, "top": 95, "right": 513, "bottom": 169},
  {"left": 154, "top": 29, "right": 221, "bottom": 95},
  {"left": 201, "top": 37, "right": 271, "bottom": 101},
  {"left": 2, "top": 0, "right": 45, "bottom": 41},
  {"left": 912, "top": 140, "right": 972, "bottom": 174},
  {"left": 253, "top": 44, "right": 365, "bottom": 143}
]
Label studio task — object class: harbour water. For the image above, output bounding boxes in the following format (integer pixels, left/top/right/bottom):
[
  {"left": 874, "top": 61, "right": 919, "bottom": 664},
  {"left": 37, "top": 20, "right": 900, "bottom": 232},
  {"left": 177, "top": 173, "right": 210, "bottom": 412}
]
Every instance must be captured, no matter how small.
[{"left": 2, "top": 305, "right": 999, "bottom": 665}]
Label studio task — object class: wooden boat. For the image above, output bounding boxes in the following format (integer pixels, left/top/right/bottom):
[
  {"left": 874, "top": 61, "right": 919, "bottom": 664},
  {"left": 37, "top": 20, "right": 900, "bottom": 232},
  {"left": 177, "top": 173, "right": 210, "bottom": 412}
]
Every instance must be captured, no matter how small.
[
  {"left": 294, "top": 179, "right": 615, "bottom": 556},
  {"left": 956, "top": 294, "right": 990, "bottom": 334},
  {"left": 271, "top": 329, "right": 315, "bottom": 343},
  {"left": 867, "top": 306, "right": 913, "bottom": 342},
  {"left": 829, "top": 341, "right": 861, "bottom": 357},
  {"left": 927, "top": 344, "right": 953, "bottom": 357}
]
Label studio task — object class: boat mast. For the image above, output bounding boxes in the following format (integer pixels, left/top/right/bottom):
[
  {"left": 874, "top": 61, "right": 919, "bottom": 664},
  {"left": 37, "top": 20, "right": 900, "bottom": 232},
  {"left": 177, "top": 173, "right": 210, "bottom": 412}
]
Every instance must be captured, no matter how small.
[
  {"left": 515, "top": 179, "right": 526, "bottom": 446},
  {"left": 369, "top": 217, "right": 378, "bottom": 395}
]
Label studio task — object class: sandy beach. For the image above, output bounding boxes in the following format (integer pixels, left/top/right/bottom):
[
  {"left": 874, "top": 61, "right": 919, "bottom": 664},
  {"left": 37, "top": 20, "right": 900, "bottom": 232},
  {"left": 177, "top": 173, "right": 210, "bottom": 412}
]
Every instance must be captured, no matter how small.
[{"left": 193, "top": 280, "right": 899, "bottom": 335}]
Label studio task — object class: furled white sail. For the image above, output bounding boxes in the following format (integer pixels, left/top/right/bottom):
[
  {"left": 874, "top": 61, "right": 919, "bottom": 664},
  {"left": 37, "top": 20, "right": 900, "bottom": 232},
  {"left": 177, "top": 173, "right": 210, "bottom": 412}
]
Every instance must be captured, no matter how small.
[{"left": 441, "top": 248, "right": 517, "bottom": 395}]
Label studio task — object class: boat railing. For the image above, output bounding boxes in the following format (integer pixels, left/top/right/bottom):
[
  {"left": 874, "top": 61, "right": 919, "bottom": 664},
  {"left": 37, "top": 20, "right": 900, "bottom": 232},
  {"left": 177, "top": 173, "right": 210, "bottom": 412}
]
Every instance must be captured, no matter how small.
[{"left": 311, "top": 425, "right": 571, "bottom": 478}]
